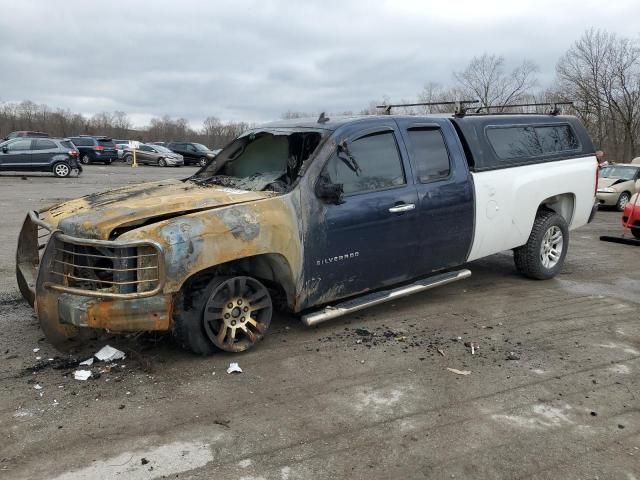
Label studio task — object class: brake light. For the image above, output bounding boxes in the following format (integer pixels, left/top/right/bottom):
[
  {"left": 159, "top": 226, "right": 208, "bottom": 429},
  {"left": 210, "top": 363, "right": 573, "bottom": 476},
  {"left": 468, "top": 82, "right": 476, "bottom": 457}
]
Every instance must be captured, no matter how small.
[
  {"left": 69, "top": 150, "right": 79, "bottom": 157},
  {"left": 95, "top": 145, "right": 105, "bottom": 151}
]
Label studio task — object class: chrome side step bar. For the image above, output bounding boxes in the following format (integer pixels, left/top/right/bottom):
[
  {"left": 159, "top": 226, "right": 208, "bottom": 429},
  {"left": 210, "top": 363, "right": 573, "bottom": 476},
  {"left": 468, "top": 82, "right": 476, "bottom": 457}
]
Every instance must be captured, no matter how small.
[{"left": 301, "top": 269, "right": 471, "bottom": 327}]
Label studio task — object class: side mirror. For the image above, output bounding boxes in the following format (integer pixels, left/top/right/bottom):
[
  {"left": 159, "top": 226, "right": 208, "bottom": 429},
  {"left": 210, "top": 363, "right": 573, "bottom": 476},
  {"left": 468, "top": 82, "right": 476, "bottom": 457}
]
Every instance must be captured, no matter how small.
[{"left": 316, "top": 175, "right": 344, "bottom": 205}]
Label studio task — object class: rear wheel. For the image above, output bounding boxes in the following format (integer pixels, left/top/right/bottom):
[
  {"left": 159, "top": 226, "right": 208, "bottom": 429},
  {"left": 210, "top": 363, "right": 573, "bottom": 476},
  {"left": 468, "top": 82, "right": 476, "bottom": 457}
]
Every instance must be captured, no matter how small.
[
  {"left": 616, "top": 192, "right": 630, "bottom": 211},
  {"left": 173, "top": 275, "right": 273, "bottom": 354},
  {"left": 158, "top": 158, "right": 167, "bottom": 167},
  {"left": 514, "top": 210, "right": 569, "bottom": 280},
  {"left": 52, "top": 162, "right": 71, "bottom": 178},
  {"left": 80, "top": 154, "right": 91, "bottom": 165}
]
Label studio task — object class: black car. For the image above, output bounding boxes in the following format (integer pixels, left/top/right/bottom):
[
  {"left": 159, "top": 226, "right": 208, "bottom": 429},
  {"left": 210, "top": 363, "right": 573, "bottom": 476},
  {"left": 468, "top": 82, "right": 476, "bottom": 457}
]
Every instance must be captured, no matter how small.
[
  {"left": 0, "top": 137, "right": 81, "bottom": 177},
  {"left": 69, "top": 136, "right": 118, "bottom": 165},
  {"left": 167, "top": 142, "right": 218, "bottom": 166}
]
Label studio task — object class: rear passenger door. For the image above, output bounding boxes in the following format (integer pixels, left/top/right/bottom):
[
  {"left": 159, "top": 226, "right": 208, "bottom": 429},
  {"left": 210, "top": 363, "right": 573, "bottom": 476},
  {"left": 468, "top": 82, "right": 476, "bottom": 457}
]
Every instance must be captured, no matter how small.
[
  {"left": 396, "top": 119, "right": 475, "bottom": 275},
  {"left": 32, "top": 139, "right": 59, "bottom": 166},
  {"left": 0, "top": 139, "right": 33, "bottom": 169}
]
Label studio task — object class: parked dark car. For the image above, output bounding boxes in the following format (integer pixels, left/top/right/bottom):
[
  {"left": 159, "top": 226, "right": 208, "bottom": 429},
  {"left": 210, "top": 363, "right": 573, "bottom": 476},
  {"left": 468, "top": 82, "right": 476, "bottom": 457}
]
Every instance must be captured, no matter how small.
[
  {"left": 167, "top": 142, "right": 218, "bottom": 166},
  {"left": 3, "top": 131, "right": 50, "bottom": 141},
  {"left": 123, "top": 143, "right": 184, "bottom": 167},
  {"left": 0, "top": 137, "right": 81, "bottom": 177},
  {"left": 69, "top": 136, "right": 118, "bottom": 165}
]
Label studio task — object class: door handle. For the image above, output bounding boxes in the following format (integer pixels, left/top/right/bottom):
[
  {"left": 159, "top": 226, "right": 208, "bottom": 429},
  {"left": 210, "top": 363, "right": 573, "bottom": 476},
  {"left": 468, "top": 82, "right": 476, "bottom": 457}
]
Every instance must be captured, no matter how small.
[{"left": 388, "top": 203, "right": 416, "bottom": 213}]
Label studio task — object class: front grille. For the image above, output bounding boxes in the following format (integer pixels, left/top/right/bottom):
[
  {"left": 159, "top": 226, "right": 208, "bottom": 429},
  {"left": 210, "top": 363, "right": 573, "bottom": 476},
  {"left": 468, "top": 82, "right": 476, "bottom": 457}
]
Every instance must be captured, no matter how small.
[
  {"left": 50, "top": 239, "right": 162, "bottom": 295},
  {"left": 37, "top": 225, "right": 52, "bottom": 262}
]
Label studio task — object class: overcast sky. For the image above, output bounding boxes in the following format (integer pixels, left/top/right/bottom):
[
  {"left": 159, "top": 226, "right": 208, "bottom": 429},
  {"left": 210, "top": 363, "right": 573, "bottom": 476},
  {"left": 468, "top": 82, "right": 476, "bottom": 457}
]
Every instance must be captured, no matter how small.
[{"left": 1, "top": 0, "right": 639, "bottom": 127}]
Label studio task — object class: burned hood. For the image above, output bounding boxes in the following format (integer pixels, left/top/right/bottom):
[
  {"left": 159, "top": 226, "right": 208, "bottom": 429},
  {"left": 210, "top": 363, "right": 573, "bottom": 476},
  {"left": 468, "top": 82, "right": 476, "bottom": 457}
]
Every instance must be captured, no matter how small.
[{"left": 41, "top": 179, "right": 276, "bottom": 239}]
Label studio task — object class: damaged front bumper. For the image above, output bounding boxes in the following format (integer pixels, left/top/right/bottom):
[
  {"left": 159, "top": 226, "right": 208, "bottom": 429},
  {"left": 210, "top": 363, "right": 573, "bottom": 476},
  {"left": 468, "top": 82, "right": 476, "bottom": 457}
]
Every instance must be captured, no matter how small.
[{"left": 16, "top": 211, "right": 172, "bottom": 347}]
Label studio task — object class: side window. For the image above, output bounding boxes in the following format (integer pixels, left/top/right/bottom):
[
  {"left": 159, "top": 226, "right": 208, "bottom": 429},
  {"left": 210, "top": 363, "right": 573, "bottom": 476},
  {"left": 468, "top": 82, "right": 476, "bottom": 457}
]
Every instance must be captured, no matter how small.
[
  {"left": 71, "top": 138, "right": 91, "bottom": 147},
  {"left": 186, "top": 144, "right": 196, "bottom": 152},
  {"left": 486, "top": 127, "right": 542, "bottom": 160},
  {"left": 535, "top": 125, "right": 579, "bottom": 153},
  {"left": 33, "top": 139, "right": 57, "bottom": 150},
  {"left": 322, "top": 131, "right": 405, "bottom": 195},
  {"left": 7, "top": 139, "right": 32, "bottom": 151},
  {"left": 406, "top": 128, "right": 451, "bottom": 182}
]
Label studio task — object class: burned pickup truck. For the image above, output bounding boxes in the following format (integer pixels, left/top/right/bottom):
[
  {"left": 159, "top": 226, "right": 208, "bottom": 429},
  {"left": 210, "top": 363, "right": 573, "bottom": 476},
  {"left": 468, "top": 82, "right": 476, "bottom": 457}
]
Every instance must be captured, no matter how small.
[{"left": 17, "top": 110, "right": 598, "bottom": 354}]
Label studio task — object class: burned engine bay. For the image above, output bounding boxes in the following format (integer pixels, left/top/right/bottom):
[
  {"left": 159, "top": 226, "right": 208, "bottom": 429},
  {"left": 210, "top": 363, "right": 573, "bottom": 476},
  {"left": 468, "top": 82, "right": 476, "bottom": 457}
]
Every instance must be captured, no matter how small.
[{"left": 189, "top": 129, "right": 324, "bottom": 192}]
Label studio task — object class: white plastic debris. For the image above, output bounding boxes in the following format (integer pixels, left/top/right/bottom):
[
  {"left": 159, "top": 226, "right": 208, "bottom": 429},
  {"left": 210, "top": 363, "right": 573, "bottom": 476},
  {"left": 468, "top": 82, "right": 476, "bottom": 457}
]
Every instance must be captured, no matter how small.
[
  {"left": 226, "top": 362, "right": 243, "bottom": 374},
  {"left": 94, "top": 345, "right": 125, "bottom": 362},
  {"left": 446, "top": 367, "right": 471, "bottom": 376},
  {"left": 33, "top": 348, "right": 40, "bottom": 353},
  {"left": 35, "top": 356, "right": 41, "bottom": 360},
  {"left": 34, "top": 384, "right": 42, "bottom": 390},
  {"left": 73, "top": 370, "right": 92, "bottom": 381},
  {"left": 79, "top": 358, "right": 94, "bottom": 366}
]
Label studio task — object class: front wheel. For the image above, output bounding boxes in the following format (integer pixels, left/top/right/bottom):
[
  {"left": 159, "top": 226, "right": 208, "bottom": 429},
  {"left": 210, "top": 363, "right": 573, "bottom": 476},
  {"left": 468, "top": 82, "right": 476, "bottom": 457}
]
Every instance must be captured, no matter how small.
[
  {"left": 616, "top": 192, "right": 630, "bottom": 211},
  {"left": 52, "top": 163, "right": 71, "bottom": 178},
  {"left": 514, "top": 210, "right": 569, "bottom": 280},
  {"left": 80, "top": 154, "right": 91, "bottom": 165},
  {"left": 198, "top": 157, "right": 207, "bottom": 167},
  {"left": 158, "top": 158, "right": 167, "bottom": 167},
  {"left": 173, "top": 276, "right": 273, "bottom": 354}
]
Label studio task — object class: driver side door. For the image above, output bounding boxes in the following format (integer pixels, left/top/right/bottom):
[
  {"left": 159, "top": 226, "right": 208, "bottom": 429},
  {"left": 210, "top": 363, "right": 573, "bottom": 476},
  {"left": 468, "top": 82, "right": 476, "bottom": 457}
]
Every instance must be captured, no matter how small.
[
  {"left": 0, "top": 139, "right": 33, "bottom": 169},
  {"left": 303, "top": 123, "right": 419, "bottom": 307}
]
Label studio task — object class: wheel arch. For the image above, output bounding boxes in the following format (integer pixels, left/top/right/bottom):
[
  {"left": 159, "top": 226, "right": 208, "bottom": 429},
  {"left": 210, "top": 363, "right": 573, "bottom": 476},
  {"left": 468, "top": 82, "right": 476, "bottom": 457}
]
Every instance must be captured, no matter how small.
[
  {"left": 538, "top": 192, "right": 576, "bottom": 226},
  {"left": 176, "top": 253, "right": 297, "bottom": 311}
]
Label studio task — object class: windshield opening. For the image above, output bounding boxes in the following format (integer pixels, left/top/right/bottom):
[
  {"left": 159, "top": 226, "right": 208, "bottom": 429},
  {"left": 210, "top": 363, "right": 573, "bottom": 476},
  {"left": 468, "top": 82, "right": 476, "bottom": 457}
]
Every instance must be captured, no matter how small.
[
  {"left": 601, "top": 166, "right": 637, "bottom": 181},
  {"left": 190, "top": 129, "right": 323, "bottom": 193}
]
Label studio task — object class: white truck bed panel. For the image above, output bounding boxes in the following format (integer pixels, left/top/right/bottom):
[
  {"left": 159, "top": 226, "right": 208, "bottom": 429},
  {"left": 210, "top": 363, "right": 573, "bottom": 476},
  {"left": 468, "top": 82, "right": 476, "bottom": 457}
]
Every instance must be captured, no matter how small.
[{"left": 467, "top": 155, "right": 597, "bottom": 261}]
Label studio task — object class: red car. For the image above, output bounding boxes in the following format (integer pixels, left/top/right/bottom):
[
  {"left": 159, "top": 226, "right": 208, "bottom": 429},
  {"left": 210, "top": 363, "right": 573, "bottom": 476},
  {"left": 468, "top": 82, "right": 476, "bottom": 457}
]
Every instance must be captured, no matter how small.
[{"left": 622, "top": 193, "right": 640, "bottom": 238}]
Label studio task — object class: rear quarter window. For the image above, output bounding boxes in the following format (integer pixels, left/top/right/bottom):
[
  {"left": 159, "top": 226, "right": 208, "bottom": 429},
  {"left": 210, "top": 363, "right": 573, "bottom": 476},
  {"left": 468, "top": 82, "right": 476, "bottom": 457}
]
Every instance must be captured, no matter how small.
[
  {"left": 71, "top": 138, "right": 93, "bottom": 147},
  {"left": 486, "top": 124, "right": 581, "bottom": 162},
  {"left": 60, "top": 140, "right": 74, "bottom": 149}
]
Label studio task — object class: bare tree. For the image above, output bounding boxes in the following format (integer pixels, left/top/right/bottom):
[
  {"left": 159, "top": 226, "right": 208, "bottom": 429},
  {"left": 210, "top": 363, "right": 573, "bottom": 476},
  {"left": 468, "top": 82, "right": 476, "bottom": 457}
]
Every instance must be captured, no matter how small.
[
  {"left": 557, "top": 29, "right": 640, "bottom": 160},
  {"left": 454, "top": 54, "right": 539, "bottom": 110}
]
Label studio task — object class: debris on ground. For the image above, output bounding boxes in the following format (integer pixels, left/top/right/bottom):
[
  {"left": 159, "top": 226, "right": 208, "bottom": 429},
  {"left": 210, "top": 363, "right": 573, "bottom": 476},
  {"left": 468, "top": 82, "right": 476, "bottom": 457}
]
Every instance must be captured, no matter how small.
[
  {"left": 226, "top": 363, "right": 243, "bottom": 374},
  {"left": 33, "top": 348, "right": 40, "bottom": 353},
  {"left": 141, "top": 458, "right": 149, "bottom": 465},
  {"left": 451, "top": 336, "right": 462, "bottom": 342},
  {"left": 437, "top": 348, "right": 446, "bottom": 357},
  {"left": 506, "top": 352, "right": 521, "bottom": 361},
  {"left": 447, "top": 368, "right": 471, "bottom": 376},
  {"left": 79, "top": 358, "right": 94, "bottom": 366},
  {"left": 354, "top": 328, "right": 371, "bottom": 336},
  {"left": 33, "top": 384, "right": 42, "bottom": 390},
  {"left": 464, "top": 341, "right": 479, "bottom": 355},
  {"left": 94, "top": 345, "right": 126, "bottom": 362},
  {"left": 213, "top": 419, "right": 231, "bottom": 428},
  {"left": 73, "top": 370, "right": 92, "bottom": 381}
]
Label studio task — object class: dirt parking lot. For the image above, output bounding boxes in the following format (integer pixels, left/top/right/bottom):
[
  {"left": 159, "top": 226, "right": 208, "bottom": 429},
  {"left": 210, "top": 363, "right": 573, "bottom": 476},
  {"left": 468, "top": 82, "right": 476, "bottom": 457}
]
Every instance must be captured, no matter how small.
[{"left": 0, "top": 165, "right": 638, "bottom": 479}]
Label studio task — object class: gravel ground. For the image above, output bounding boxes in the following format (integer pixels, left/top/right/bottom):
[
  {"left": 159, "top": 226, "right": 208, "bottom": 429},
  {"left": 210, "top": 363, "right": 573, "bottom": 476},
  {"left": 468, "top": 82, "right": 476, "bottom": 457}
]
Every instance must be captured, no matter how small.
[{"left": 0, "top": 165, "right": 638, "bottom": 479}]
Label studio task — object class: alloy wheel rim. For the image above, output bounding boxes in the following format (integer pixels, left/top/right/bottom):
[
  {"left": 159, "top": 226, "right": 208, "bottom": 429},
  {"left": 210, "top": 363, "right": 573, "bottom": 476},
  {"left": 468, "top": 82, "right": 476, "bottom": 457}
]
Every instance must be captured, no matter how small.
[
  {"left": 540, "top": 225, "right": 563, "bottom": 269},
  {"left": 203, "top": 276, "right": 272, "bottom": 352},
  {"left": 55, "top": 164, "right": 69, "bottom": 176},
  {"left": 81, "top": 155, "right": 89, "bottom": 164},
  {"left": 619, "top": 194, "right": 629, "bottom": 208}
]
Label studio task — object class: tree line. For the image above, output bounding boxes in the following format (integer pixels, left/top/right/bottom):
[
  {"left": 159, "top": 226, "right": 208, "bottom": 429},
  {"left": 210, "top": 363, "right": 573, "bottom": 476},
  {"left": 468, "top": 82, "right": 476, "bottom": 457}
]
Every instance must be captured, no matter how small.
[
  {"left": 1, "top": 28, "right": 638, "bottom": 160},
  {"left": 0, "top": 102, "right": 250, "bottom": 150}
]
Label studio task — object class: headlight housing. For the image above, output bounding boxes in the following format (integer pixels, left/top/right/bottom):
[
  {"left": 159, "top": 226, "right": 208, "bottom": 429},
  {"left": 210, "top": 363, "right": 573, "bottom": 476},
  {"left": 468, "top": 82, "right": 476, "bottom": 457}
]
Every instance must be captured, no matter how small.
[{"left": 598, "top": 187, "right": 615, "bottom": 193}]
